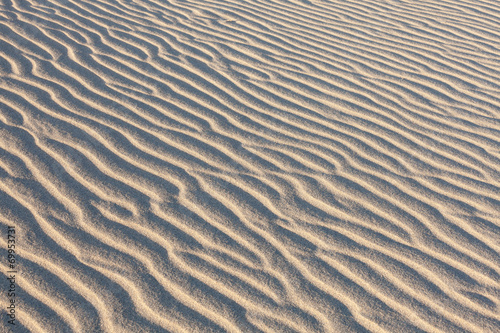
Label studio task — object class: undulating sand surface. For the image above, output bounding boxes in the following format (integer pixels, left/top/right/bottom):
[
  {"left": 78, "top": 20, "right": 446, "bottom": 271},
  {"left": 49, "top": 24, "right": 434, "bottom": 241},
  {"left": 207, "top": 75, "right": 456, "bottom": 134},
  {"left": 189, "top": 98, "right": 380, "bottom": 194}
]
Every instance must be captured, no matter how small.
[{"left": 1, "top": 0, "right": 499, "bottom": 332}]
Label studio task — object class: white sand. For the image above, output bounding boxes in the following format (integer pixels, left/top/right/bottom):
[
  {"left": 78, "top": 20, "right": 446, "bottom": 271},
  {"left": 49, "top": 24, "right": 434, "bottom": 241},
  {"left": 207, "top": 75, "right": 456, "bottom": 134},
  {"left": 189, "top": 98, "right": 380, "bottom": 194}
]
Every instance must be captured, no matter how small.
[{"left": 0, "top": 0, "right": 499, "bottom": 332}]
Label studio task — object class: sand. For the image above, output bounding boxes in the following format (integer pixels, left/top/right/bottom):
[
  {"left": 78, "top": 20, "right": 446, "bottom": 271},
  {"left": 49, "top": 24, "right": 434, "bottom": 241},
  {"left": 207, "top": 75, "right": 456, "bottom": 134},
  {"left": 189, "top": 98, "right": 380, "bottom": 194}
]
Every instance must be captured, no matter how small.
[{"left": 0, "top": 0, "right": 499, "bottom": 332}]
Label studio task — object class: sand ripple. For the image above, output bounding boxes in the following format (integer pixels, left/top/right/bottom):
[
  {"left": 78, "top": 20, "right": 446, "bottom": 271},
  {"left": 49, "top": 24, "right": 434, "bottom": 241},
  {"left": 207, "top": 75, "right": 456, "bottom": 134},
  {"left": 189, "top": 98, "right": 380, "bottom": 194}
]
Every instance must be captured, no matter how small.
[{"left": 1, "top": 0, "right": 499, "bottom": 332}]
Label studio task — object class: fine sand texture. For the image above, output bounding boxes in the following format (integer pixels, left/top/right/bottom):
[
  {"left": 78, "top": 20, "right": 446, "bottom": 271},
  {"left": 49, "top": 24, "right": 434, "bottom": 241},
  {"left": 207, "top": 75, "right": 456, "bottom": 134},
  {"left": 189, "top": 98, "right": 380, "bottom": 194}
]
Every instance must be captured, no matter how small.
[{"left": 1, "top": 0, "right": 500, "bottom": 332}]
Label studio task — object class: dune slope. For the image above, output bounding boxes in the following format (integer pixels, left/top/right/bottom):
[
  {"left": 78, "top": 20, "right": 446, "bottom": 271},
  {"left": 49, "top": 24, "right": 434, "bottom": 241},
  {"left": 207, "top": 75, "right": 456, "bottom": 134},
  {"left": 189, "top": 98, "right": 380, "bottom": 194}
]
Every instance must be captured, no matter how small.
[{"left": 1, "top": 0, "right": 499, "bottom": 332}]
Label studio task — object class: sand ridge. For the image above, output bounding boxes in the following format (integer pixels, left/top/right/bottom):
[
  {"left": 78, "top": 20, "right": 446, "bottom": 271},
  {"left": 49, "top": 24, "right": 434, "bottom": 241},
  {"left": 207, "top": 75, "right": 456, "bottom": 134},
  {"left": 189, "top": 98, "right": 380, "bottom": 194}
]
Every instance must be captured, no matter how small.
[{"left": 0, "top": 0, "right": 499, "bottom": 332}]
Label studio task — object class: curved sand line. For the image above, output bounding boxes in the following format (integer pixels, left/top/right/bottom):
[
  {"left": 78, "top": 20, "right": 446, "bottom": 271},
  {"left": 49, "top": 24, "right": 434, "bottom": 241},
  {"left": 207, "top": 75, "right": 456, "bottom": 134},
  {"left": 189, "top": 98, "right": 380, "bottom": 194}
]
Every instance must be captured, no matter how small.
[{"left": 0, "top": 0, "right": 499, "bottom": 332}]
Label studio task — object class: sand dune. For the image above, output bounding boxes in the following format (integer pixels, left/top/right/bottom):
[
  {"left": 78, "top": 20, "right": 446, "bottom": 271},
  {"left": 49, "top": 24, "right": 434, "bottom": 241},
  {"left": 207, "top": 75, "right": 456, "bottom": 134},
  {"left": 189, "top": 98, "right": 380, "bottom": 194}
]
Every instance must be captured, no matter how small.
[{"left": 0, "top": 0, "right": 499, "bottom": 332}]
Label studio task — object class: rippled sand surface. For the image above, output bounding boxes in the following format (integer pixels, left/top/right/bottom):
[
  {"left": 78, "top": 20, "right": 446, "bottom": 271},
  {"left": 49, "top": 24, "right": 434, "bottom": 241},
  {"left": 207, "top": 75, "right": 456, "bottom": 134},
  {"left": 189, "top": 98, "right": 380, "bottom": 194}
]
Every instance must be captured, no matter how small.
[{"left": 0, "top": 0, "right": 499, "bottom": 332}]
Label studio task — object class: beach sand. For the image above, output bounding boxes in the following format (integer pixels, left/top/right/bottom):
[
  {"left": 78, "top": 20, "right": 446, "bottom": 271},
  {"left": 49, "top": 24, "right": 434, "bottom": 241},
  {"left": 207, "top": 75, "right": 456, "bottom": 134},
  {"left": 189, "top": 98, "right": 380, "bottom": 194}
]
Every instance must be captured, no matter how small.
[{"left": 0, "top": 0, "right": 499, "bottom": 332}]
